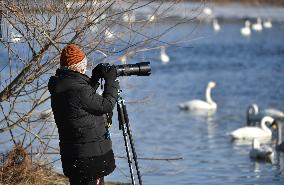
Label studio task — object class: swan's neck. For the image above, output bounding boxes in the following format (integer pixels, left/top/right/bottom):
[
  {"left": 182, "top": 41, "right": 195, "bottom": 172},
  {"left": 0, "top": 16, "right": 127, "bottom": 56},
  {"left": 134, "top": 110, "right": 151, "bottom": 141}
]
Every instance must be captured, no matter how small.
[
  {"left": 253, "top": 104, "right": 259, "bottom": 114},
  {"left": 247, "top": 104, "right": 259, "bottom": 115},
  {"left": 205, "top": 86, "right": 215, "bottom": 105},
  {"left": 245, "top": 21, "right": 250, "bottom": 27},
  {"left": 277, "top": 123, "right": 282, "bottom": 146},
  {"left": 213, "top": 20, "right": 218, "bottom": 25},
  {"left": 260, "top": 118, "right": 272, "bottom": 134}
]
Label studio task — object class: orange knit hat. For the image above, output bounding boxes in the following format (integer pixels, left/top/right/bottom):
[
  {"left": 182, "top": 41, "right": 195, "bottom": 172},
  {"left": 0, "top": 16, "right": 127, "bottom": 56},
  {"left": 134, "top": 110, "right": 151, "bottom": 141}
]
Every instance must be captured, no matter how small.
[{"left": 60, "top": 44, "right": 86, "bottom": 66}]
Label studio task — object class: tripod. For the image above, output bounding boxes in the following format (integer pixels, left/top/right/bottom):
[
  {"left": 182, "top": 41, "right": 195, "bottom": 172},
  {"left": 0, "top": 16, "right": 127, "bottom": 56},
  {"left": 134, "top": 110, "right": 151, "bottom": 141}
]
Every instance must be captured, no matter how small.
[{"left": 116, "top": 89, "right": 143, "bottom": 185}]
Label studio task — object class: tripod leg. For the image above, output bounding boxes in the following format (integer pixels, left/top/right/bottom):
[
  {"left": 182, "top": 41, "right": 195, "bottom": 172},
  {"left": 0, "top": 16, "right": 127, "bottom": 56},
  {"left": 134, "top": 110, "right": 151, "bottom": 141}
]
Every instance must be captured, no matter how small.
[
  {"left": 117, "top": 101, "right": 136, "bottom": 185},
  {"left": 122, "top": 124, "right": 136, "bottom": 185},
  {"left": 122, "top": 104, "right": 143, "bottom": 185}
]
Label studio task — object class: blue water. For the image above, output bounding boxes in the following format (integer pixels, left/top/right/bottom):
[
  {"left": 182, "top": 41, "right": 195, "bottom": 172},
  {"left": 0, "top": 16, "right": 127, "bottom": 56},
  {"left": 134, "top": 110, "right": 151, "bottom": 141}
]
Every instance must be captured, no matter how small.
[
  {"left": 106, "top": 21, "right": 284, "bottom": 185},
  {"left": 1, "top": 18, "right": 284, "bottom": 185}
]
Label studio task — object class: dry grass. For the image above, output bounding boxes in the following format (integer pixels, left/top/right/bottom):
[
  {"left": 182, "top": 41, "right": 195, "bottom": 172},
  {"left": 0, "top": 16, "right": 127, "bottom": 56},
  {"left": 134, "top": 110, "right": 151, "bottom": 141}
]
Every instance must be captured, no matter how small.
[
  {"left": 0, "top": 144, "right": 68, "bottom": 185},
  {"left": 0, "top": 145, "right": 130, "bottom": 185}
]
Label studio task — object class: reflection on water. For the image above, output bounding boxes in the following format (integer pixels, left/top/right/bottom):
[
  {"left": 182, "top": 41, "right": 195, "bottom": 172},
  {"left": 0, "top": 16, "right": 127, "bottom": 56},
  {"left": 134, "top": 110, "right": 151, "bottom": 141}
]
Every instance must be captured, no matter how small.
[{"left": 185, "top": 110, "right": 217, "bottom": 118}]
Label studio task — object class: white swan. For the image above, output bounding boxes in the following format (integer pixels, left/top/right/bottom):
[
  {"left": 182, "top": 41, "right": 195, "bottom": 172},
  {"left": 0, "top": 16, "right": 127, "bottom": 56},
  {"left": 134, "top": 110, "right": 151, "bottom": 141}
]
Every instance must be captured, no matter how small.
[
  {"left": 123, "top": 12, "right": 136, "bottom": 23},
  {"left": 179, "top": 81, "right": 217, "bottom": 111},
  {"left": 246, "top": 104, "right": 259, "bottom": 126},
  {"left": 33, "top": 109, "right": 54, "bottom": 123},
  {"left": 10, "top": 32, "right": 22, "bottom": 43},
  {"left": 38, "top": 108, "right": 54, "bottom": 121},
  {"left": 240, "top": 20, "right": 251, "bottom": 36},
  {"left": 120, "top": 55, "right": 127, "bottom": 64},
  {"left": 263, "top": 19, "right": 272, "bottom": 29},
  {"left": 203, "top": 7, "right": 212, "bottom": 16},
  {"left": 90, "top": 25, "right": 98, "bottom": 32},
  {"left": 105, "top": 29, "right": 114, "bottom": 39},
  {"left": 160, "top": 46, "right": 170, "bottom": 64},
  {"left": 230, "top": 116, "right": 274, "bottom": 140},
  {"left": 252, "top": 18, "right": 263, "bottom": 31},
  {"left": 65, "top": 2, "right": 72, "bottom": 9},
  {"left": 147, "top": 15, "right": 155, "bottom": 22},
  {"left": 249, "top": 138, "right": 274, "bottom": 162},
  {"left": 247, "top": 104, "right": 284, "bottom": 125},
  {"left": 212, "top": 19, "right": 220, "bottom": 32}
]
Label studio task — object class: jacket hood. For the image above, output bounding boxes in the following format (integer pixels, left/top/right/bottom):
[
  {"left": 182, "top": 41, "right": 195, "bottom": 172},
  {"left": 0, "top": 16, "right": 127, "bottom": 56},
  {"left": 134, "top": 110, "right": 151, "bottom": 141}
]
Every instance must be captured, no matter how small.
[{"left": 48, "top": 69, "right": 90, "bottom": 94}]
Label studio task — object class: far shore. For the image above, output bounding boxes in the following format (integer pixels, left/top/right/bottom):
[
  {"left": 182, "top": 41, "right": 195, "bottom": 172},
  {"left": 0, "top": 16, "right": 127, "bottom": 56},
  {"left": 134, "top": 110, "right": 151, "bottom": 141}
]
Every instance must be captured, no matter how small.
[{"left": 180, "top": 0, "right": 284, "bottom": 6}]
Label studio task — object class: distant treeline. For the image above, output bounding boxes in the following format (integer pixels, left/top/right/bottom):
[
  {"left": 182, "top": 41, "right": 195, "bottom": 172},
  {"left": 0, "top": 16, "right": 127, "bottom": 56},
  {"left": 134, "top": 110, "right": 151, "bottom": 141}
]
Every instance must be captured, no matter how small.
[{"left": 183, "top": 0, "right": 284, "bottom": 6}]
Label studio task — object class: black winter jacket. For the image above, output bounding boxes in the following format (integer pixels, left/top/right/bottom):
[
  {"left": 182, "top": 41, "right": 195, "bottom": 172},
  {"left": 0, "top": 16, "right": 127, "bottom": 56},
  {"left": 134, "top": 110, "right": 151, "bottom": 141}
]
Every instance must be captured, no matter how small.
[{"left": 48, "top": 69, "right": 119, "bottom": 178}]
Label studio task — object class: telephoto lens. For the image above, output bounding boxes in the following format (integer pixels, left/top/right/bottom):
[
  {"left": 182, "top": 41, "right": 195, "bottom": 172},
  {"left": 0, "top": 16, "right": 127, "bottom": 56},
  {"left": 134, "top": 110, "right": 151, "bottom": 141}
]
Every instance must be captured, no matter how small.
[{"left": 115, "top": 62, "right": 151, "bottom": 77}]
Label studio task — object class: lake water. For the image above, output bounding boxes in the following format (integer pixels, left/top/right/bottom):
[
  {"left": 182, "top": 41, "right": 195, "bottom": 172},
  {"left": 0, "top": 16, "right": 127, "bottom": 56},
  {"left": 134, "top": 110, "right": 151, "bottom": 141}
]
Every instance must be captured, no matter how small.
[
  {"left": 106, "top": 20, "right": 284, "bottom": 185},
  {"left": 1, "top": 11, "right": 284, "bottom": 185}
]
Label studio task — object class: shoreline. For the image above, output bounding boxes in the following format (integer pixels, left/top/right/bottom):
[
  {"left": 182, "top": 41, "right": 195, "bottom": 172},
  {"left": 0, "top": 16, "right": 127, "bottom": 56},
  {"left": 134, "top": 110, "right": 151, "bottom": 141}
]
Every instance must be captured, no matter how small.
[
  {"left": 113, "top": 1, "right": 284, "bottom": 22},
  {"left": 198, "top": 2, "right": 284, "bottom": 22},
  {"left": 156, "top": 2, "right": 284, "bottom": 22}
]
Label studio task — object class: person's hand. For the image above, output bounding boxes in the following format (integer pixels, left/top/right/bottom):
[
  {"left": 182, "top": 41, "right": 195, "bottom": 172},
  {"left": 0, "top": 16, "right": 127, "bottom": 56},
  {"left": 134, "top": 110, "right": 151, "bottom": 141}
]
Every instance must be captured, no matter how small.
[
  {"left": 92, "top": 63, "right": 106, "bottom": 79},
  {"left": 103, "top": 66, "right": 117, "bottom": 81}
]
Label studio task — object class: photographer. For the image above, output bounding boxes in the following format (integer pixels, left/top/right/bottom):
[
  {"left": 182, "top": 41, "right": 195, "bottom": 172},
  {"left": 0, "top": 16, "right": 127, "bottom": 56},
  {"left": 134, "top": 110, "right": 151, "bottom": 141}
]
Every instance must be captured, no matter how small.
[{"left": 48, "top": 44, "right": 119, "bottom": 185}]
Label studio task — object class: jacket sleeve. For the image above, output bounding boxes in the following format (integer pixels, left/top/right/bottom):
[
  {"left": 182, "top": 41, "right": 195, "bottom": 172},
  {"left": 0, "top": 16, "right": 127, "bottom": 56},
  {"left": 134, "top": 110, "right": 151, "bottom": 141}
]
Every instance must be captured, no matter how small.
[{"left": 80, "top": 80, "right": 119, "bottom": 114}]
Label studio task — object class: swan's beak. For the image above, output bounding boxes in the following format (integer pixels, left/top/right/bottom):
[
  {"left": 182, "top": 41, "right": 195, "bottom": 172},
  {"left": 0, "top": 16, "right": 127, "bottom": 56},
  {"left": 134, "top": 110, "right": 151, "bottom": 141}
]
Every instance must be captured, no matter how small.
[{"left": 269, "top": 121, "right": 278, "bottom": 130}]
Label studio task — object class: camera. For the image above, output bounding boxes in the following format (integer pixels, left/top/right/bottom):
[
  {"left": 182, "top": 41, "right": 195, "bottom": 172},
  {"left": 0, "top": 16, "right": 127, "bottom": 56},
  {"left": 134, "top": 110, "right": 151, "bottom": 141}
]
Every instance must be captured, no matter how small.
[
  {"left": 115, "top": 62, "right": 151, "bottom": 77},
  {"left": 91, "top": 62, "right": 151, "bottom": 83}
]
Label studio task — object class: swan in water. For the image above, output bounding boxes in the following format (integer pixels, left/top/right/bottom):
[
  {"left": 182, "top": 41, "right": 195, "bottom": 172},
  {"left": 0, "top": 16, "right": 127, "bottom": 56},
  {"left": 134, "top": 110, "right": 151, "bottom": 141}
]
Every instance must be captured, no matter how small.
[
  {"left": 252, "top": 18, "right": 263, "bottom": 31},
  {"left": 147, "top": 15, "right": 155, "bottom": 22},
  {"left": 123, "top": 12, "right": 136, "bottom": 23},
  {"left": 120, "top": 55, "right": 127, "bottom": 64},
  {"left": 65, "top": 2, "right": 72, "bottom": 9},
  {"left": 212, "top": 19, "right": 220, "bottom": 32},
  {"left": 34, "top": 108, "right": 54, "bottom": 123},
  {"left": 246, "top": 104, "right": 258, "bottom": 126},
  {"left": 240, "top": 20, "right": 251, "bottom": 37},
  {"left": 247, "top": 104, "right": 284, "bottom": 126},
  {"left": 179, "top": 81, "right": 217, "bottom": 111},
  {"left": 249, "top": 138, "right": 274, "bottom": 162},
  {"left": 39, "top": 108, "right": 54, "bottom": 120},
  {"left": 270, "top": 121, "right": 284, "bottom": 152},
  {"left": 10, "top": 32, "right": 22, "bottom": 43},
  {"left": 263, "top": 19, "right": 272, "bottom": 29},
  {"left": 160, "top": 46, "right": 170, "bottom": 64},
  {"left": 105, "top": 29, "right": 114, "bottom": 39},
  {"left": 230, "top": 116, "right": 274, "bottom": 140},
  {"left": 90, "top": 25, "right": 98, "bottom": 32},
  {"left": 203, "top": 7, "right": 212, "bottom": 16}
]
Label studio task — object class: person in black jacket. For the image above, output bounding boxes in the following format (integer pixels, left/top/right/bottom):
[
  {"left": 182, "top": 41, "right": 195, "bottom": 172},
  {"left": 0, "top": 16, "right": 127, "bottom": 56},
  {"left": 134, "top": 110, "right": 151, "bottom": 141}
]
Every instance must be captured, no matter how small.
[{"left": 48, "top": 44, "right": 119, "bottom": 185}]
